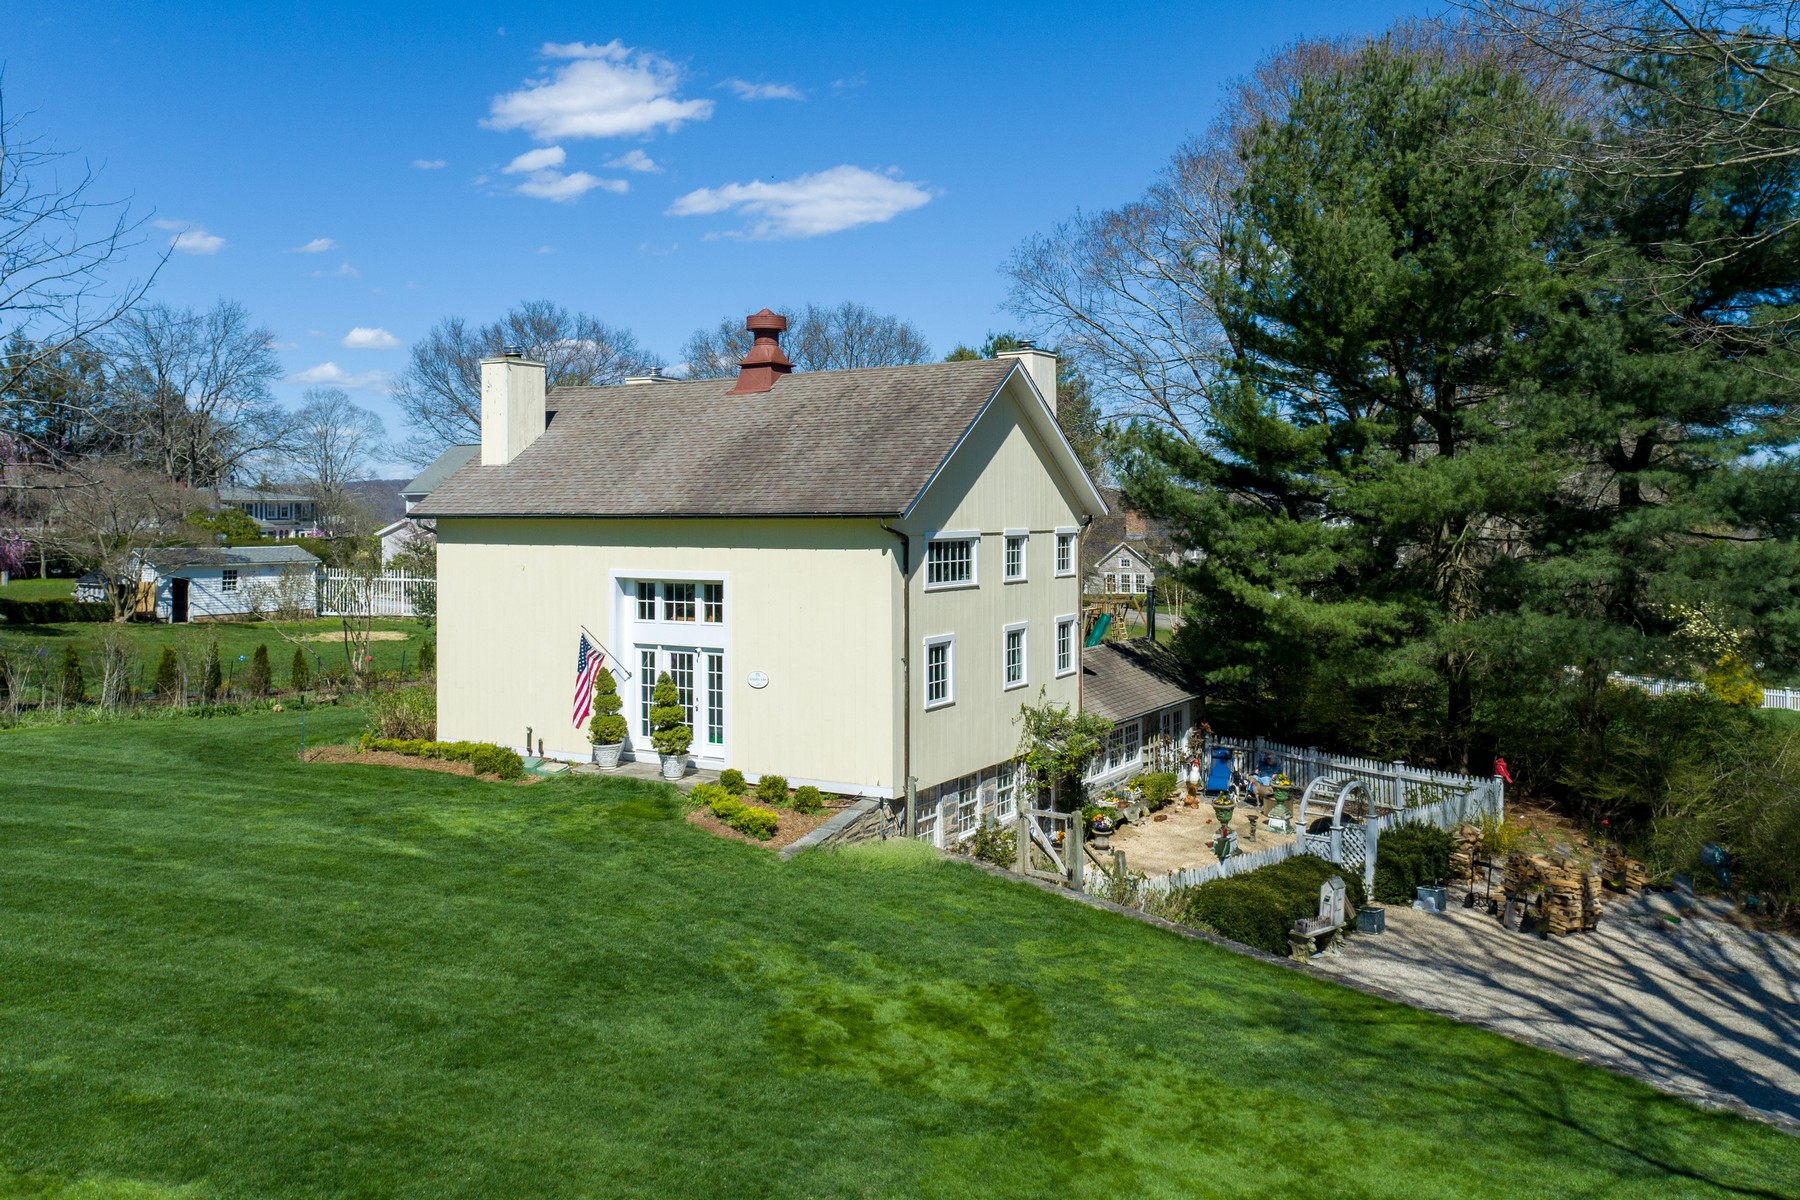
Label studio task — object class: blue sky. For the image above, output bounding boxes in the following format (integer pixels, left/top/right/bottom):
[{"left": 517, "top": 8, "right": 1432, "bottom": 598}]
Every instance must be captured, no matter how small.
[{"left": 10, "top": 0, "right": 1427, "bottom": 475}]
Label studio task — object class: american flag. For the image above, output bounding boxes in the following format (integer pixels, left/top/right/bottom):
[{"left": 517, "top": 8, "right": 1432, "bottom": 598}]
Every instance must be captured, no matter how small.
[{"left": 572, "top": 632, "right": 605, "bottom": 728}]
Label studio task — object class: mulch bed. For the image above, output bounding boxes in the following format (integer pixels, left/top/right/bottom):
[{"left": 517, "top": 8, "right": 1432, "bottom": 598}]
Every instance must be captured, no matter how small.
[
  {"left": 686, "top": 803, "right": 843, "bottom": 851},
  {"left": 303, "top": 744, "right": 539, "bottom": 785}
]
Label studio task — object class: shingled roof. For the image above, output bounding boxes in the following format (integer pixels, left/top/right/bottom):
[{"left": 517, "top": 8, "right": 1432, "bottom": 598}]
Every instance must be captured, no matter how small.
[
  {"left": 1081, "top": 639, "right": 1203, "bottom": 723},
  {"left": 413, "top": 359, "right": 1023, "bottom": 519}
]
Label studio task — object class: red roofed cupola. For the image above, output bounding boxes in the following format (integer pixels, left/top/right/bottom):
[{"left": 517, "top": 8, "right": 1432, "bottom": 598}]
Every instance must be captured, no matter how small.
[{"left": 730, "top": 308, "right": 794, "bottom": 394}]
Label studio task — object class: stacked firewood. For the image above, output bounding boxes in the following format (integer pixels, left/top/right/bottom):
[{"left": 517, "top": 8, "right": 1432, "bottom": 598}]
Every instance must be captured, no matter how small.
[
  {"left": 1449, "top": 825, "right": 1485, "bottom": 885},
  {"left": 1600, "top": 844, "right": 1649, "bottom": 891},
  {"left": 1501, "top": 851, "right": 1603, "bottom": 935}
]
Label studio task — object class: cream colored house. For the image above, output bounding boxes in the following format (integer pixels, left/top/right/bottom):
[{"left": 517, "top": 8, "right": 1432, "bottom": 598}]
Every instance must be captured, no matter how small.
[{"left": 415, "top": 311, "right": 1113, "bottom": 826}]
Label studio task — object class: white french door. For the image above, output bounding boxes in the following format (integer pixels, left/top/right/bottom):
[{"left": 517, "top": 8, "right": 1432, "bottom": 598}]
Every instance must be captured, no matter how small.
[{"left": 634, "top": 644, "right": 726, "bottom": 761}]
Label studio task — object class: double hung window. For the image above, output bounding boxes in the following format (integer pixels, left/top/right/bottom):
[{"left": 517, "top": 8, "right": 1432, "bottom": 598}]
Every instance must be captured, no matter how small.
[
  {"left": 1003, "top": 623, "right": 1027, "bottom": 690},
  {"left": 1055, "top": 616, "right": 1076, "bottom": 676},
  {"left": 1004, "top": 532, "right": 1027, "bottom": 582},
  {"left": 924, "top": 635, "right": 954, "bottom": 709},
  {"left": 925, "top": 536, "right": 977, "bottom": 589}
]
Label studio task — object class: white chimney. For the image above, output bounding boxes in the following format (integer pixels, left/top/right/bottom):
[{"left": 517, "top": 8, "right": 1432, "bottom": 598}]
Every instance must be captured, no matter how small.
[
  {"left": 480, "top": 347, "right": 546, "bottom": 466},
  {"left": 998, "top": 341, "right": 1058, "bottom": 415}
]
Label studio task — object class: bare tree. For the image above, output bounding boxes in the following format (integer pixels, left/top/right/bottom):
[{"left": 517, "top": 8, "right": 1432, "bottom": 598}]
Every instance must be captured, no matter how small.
[
  {"left": 393, "top": 299, "right": 660, "bottom": 465},
  {"left": 282, "top": 387, "right": 386, "bottom": 534},
  {"left": 39, "top": 459, "right": 190, "bottom": 620},
  {"left": 106, "top": 300, "right": 287, "bottom": 487},
  {"left": 0, "top": 83, "right": 161, "bottom": 464},
  {"left": 680, "top": 301, "right": 931, "bottom": 379}
]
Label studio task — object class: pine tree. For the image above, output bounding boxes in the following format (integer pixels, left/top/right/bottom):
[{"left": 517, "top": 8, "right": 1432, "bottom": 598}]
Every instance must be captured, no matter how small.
[
  {"left": 154, "top": 646, "right": 180, "bottom": 702},
  {"left": 290, "top": 647, "right": 311, "bottom": 692},
  {"left": 59, "top": 645, "right": 85, "bottom": 704},
  {"left": 245, "top": 644, "right": 271, "bottom": 696},
  {"left": 201, "top": 639, "right": 222, "bottom": 703}
]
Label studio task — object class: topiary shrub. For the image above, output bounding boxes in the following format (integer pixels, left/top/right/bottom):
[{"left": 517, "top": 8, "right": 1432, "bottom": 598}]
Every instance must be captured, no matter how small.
[
  {"left": 59, "top": 644, "right": 85, "bottom": 704},
  {"left": 291, "top": 647, "right": 311, "bottom": 692},
  {"left": 755, "top": 774, "right": 790, "bottom": 807},
  {"left": 154, "top": 646, "right": 180, "bottom": 702},
  {"left": 792, "top": 785, "right": 824, "bottom": 815},
  {"left": 1137, "top": 771, "right": 1179, "bottom": 811},
  {"left": 649, "top": 672, "right": 692, "bottom": 758},
  {"left": 1371, "top": 823, "right": 1455, "bottom": 905},
  {"left": 587, "top": 668, "right": 628, "bottom": 745},
  {"left": 1173, "top": 855, "right": 1366, "bottom": 957},
  {"left": 719, "top": 768, "right": 747, "bottom": 795}
]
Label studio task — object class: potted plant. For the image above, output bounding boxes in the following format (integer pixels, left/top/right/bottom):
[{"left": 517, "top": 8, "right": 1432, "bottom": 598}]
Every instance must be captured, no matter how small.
[
  {"left": 649, "top": 671, "right": 692, "bottom": 780},
  {"left": 1212, "top": 794, "right": 1236, "bottom": 827},
  {"left": 586, "top": 668, "right": 628, "bottom": 769}
]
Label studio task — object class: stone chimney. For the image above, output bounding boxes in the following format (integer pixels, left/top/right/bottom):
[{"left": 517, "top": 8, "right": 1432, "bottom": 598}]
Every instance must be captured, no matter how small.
[
  {"left": 730, "top": 309, "right": 794, "bottom": 394},
  {"left": 997, "top": 340, "right": 1057, "bottom": 414},
  {"left": 480, "top": 346, "right": 547, "bottom": 466}
]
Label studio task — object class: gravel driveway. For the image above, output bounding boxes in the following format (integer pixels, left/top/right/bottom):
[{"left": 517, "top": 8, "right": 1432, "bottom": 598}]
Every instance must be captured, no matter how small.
[{"left": 1310, "top": 889, "right": 1800, "bottom": 1132}]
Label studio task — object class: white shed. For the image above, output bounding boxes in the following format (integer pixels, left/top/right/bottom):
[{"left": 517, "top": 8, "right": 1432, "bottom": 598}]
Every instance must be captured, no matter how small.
[{"left": 137, "top": 545, "right": 321, "bottom": 623}]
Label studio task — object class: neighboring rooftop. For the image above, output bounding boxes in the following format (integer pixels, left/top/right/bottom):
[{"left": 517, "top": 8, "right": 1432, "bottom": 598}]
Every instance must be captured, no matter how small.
[
  {"left": 401, "top": 445, "right": 479, "bottom": 499},
  {"left": 414, "top": 359, "right": 1026, "bottom": 519},
  {"left": 216, "top": 486, "right": 315, "bottom": 504},
  {"left": 138, "top": 545, "right": 320, "bottom": 571},
  {"left": 1081, "top": 639, "right": 1203, "bottom": 723},
  {"left": 1082, "top": 486, "right": 1180, "bottom": 572}
]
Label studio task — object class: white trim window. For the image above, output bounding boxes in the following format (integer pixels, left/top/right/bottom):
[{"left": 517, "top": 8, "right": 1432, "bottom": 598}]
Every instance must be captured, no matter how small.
[
  {"left": 925, "top": 534, "right": 978, "bottom": 590},
  {"left": 701, "top": 582, "right": 725, "bottom": 624},
  {"left": 663, "top": 582, "right": 697, "bottom": 622},
  {"left": 924, "top": 634, "right": 955, "bottom": 709},
  {"left": 1003, "top": 531, "right": 1028, "bottom": 582},
  {"left": 639, "top": 650, "right": 657, "bottom": 735},
  {"left": 1055, "top": 614, "right": 1077, "bottom": 676},
  {"left": 1003, "top": 622, "right": 1027, "bottom": 690},
  {"left": 995, "top": 762, "right": 1017, "bottom": 820},
  {"left": 635, "top": 582, "right": 657, "bottom": 620},
  {"left": 220, "top": 569, "right": 239, "bottom": 594},
  {"left": 1055, "top": 530, "right": 1076, "bottom": 576},
  {"left": 1118, "top": 554, "right": 1132, "bottom": 569}
]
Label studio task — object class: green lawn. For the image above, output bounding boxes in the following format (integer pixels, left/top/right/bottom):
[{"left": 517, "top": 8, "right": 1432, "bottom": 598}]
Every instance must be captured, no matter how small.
[
  {"left": 0, "top": 617, "right": 432, "bottom": 692},
  {"left": 0, "top": 577, "right": 77, "bottom": 601},
  {"left": 2, "top": 712, "right": 1794, "bottom": 1199}
]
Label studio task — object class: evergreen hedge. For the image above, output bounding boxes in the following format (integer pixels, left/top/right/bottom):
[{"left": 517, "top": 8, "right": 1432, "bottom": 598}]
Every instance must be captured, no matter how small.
[
  {"left": 1173, "top": 855, "right": 1365, "bottom": 956},
  {"left": 1371, "top": 823, "right": 1454, "bottom": 905}
]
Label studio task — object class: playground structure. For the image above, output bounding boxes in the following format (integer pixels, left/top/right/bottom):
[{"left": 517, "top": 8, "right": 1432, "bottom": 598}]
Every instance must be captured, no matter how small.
[{"left": 1082, "top": 591, "right": 1147, "bottom": 646}]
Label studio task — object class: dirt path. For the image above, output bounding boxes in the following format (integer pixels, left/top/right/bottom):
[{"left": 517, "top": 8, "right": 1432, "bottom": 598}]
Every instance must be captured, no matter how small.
[{"left": 1311, "top": 889, "right": 1800, "bottom": 1131}]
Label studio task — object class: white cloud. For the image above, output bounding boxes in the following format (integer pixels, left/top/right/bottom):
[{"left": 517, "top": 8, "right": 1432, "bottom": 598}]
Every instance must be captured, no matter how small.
[
  {"left": 484, "top": 40, "right": 713, "bottom": 140},
  {"left": 310, "top": 262, "right": 361, "bottom": 279},
  {"left": 342, "top": 326, "right": 400, "bottom": 350},
  {"left": 668, "top": 165, "right": 932, "bottom": 239},
  {"left": 503, "top": 145, "right": 567, "bottom": 173},
  {"left": 605, "top": 148, "right": 663, "bottom": 174},
  {"left": 514, "top": 169, "right": 626, "bottom": 202},
  {"left": 154, "top": 219, "right": 225, "bottom": 255},
  {"left": 537, "top": 245, "right": 555, "bottom": 254},
  {"left": 720, "top": 77, "right": 804, "bottom": 101},
  {"left": 291, "top": 362, "right": 391, "bottom": 390},
  {"left": 413, "top": 158, "right": 447, "bottom": 170},
  {"left": 291, "top": 237, "right": 337, "bottom": 253}
]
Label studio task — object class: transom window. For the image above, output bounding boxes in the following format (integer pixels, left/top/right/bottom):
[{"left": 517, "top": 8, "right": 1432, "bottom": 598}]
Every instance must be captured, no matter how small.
[
  {"left": 702, "top": 582, "right": 724, "bottom": 624},
  {"left": 1003, "top": 623, "right": 1027, "bottom": 690},
  {"left": 924, "top": 635, "right": 954, "bottom": 708},
  {"left": 1004, "top": 533, "right": 1027, "bottom": 582},
  {"left": 636, "top": 581, "right": 657, "bottom": 620},
  {"left": 1056, "top": 615, "right": 1076, "bottom": 676},
  {"left": 220, "top": 569, "right": 238, "bottom": 593},
  {"left": 925, "top": 535, "right": 977, "bottom": 589},
  {"left": 632, "top": 581, "right": 725, "bottom": 624},
  {"left": 663, "top": 583, "right": 696, "bottom": 622},
  {"left": 1055, "top": 531, "right": 1075, "bottom": 576}
]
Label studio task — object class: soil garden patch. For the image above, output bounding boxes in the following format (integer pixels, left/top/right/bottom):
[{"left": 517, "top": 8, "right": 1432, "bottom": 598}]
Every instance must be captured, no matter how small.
[
  {"left": 686, "top": 802, "right": 836, "bottom": 850},
  {"left": 304, "top": 743, "right": 539, "bottom": 784}
]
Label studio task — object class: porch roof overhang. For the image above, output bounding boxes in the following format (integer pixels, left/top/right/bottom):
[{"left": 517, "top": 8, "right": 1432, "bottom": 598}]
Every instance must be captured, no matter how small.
[{"left": 1080, "top": 640, "right": 1203, "bottom": 724}]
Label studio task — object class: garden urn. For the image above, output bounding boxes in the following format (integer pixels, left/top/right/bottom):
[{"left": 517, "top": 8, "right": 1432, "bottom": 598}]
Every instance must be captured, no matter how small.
[
  {"left": 593, "top": 741, "right": 623, "bottom": 770},
  {"left": 659, "top": 753, "right": 685, "bottom": 780},
  {"left": 1212, "top": 798, "right": 1236, "bottom": 827}
]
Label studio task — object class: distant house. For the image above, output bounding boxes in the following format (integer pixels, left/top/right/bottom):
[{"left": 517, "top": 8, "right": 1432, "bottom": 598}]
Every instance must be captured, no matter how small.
[
  {"left": 75, "top": 571, "right": 109, "bottom": 604},
  {"left": 215, "top": 487, "right": 324, "bottom": 540},
  {"left": 1088, "top": 541, "right": 1161, "bottom": 596},
  {"left": 1080, "top": 486, "right": 1195, "bottom": 596},
  {"left": 377, "top": 445, "right": 477, "bottom": 563},
  {"left": 136, "top": 545, "right": 319, "bottom": 623}
]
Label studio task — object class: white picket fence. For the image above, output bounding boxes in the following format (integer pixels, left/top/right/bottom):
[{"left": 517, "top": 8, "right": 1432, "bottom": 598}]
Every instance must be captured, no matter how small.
[
  {"left": 1611, "top": 672, "right": 1800, "bottom": 711},
  {"left": 315, "top": 568, "right": 435, "bottom": 618},
  {"left": 1123, "top": 737, "right": 1505, "bottom": 897}
]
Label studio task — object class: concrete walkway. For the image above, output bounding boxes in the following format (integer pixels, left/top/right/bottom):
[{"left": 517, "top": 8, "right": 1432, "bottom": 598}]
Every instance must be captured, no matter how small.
[{"left": 1311, "top": 889, "right": 1800, "bottom": 1131}]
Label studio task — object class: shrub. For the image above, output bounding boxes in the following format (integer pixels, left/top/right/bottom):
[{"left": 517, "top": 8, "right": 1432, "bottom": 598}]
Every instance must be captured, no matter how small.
[
  {"left": 0, "top": 597, "right": 111, "bottom": 625},
  {"left": 690, "top": 782, "right": 732, "bottom": 813},
  {"left": 755, "top": 774, "right": 790, "bottom": 807},
  {"left": 244, "top": 644, "right": 272, "bottom": 697},
  {"left": 969, "top": 819, "right": 1017, "bottom": 867},
  {"left": 470, "top": 744, "right": 525, "bottom": 780},
  {"left": 154, "top": 647, "right": 180, "bottom": 701},
  {"left": 702, "top": 787, "right": 779, "bottom": 840},
  {"left": 290, "top": 647, "right": 311, "bottom": 692},
  {"left": 369, "top": 683, "right": 437, "bottom": 740},
  {"left": 792, "top": 785, "right": 824, "bottom": 815},
  {"left": 201, "top": 639, "right": 222, "bottom": 703},
  {"left": 648, "top": 672, "right": 692, "bottom": 757},
  {"left": 719, "top": 768, "right": 748, "bottom": 795},
  {"left": 1137, "top": 771, "right": 1179, "bottom": 811},
  {"left": 1174, "top": 855, "right": 1366, "bottom": 957},
  {"left": 1372, "top": 823, "right": 1455, "bottom": 905},
  {"left": 59, "top": 645, "right": 85, "bottom": 703},
  {"left": 417, "top": 639, "right": 436, "bottom": 675},
  {"left": 587, "top": 668, "right": 628, "bottom": 745}
]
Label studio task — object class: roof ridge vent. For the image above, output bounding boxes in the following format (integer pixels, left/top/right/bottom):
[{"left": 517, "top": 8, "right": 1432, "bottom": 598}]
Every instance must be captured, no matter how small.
[{"left": 730, "top": 308, "right": 793, "bottom": 394}]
